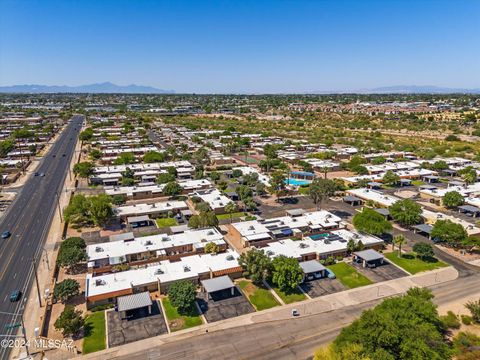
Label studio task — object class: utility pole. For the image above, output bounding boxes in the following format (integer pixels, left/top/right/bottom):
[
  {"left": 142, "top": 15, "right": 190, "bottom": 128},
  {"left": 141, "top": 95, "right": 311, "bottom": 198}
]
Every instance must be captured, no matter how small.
[
  {"left": 32, "top": 258, "right": 42, "bottom": 307},
  {"left": 55, "top": 191, "right": 63, "bottom": 222}
]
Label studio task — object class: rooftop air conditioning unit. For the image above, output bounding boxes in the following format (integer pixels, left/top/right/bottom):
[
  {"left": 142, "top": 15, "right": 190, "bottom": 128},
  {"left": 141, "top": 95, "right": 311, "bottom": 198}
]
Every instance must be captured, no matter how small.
[
  {"left": 183, "top": 265, "right": 191, "bottom": 272},
  {"left": 95, "top": 247, "right": 103, "bottom": 252},
  {"left": 226, "top": 255, "right": 234, "bottom": 261},
  {"left": 154, "top": 269, "right": 164, "bottom": 275}
]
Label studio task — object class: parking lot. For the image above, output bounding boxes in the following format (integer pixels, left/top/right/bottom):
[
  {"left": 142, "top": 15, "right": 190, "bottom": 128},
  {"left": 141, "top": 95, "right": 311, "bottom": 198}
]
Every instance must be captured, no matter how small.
[
  {"left": 351, "top": 261, "right": 408, "bottom": 282},
  {"left": 106, "top": 301, "right": 168, "bottom": 348},
  {"left": 196, "top": 287, "right": 255, "bottom": 323},
  {"left": 299, "top": 278, "right": 346, "bottom": 298}
]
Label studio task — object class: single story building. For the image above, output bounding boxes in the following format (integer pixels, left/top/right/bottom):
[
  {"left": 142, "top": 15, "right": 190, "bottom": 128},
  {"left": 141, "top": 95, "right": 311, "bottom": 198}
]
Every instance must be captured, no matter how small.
[{"left": 353, "top": 249, "right": 385, "bottom": 268}]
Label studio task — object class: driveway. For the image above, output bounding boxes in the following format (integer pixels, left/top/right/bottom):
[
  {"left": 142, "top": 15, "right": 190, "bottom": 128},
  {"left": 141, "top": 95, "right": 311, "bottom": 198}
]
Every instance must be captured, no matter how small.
[
  {"left": 351, "top": 261, "right": 408, "bottom": 282},
  {"left": 299, "top": 278, "right": 346, "bottom": 298},
  {"left": 196, "top": 287, "right": 255, "bottom": 323},
  {"left": 107, "top": 301, "right": 168, "bottom": 348}
]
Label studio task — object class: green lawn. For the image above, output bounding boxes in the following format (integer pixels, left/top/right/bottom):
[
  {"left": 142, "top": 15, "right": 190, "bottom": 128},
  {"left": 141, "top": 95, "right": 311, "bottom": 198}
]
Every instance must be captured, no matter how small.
[
  {"left": 411, "top": 180, "right": 425, "bottom": 186},
  {"left": 216, "top": 212, "right": 246, "bottom": 220},
  {"left": 298, "top": 186, "right": 310, "bottom": 195},
  {"left": 82, "top": 311, "right": 106, "bottom": 354},
  {"left": 327, "top": 262, "right": 373, "bottom": 288},
  {"left": 156, "top": 217, "right": 178, "bottom": 227},
  {"left": 238, "top": 280, "right": 280, "bottom": 311},
  {"left": 270, "top": 284, "right": 306, "bottom": 304},
  {"left": 385, "top": 252, "right": 448, "bottom": 274},
  {"left": 162, "top": 298, "right": 203, "bottom": 332}
]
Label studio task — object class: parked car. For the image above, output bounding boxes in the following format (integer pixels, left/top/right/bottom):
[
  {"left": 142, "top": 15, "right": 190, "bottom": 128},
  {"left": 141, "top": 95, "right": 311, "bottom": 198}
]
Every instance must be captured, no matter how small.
[
  {"left": 9, "top": 290, "right": 21, "bottom": 302},
  {"left": 291, "top": 309, "right": 299, "bottom": 317},
  {"left": 1, "top": 231, "right": 11, "bottom": 239},
  {"left": 34, "top": 172, "right": 39, "bottom": 176},
  {"left": 326, "top": 269, "right": 336, "bottom": 279}
]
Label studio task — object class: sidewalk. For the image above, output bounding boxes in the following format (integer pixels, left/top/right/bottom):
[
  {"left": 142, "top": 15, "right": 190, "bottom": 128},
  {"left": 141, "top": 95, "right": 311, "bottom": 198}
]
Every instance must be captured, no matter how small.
[
  {"left": 82, "top": 266, "right": 458, "bottom": 360},
  {"left": 10, "top": 129, "right": 82, "bottom": 360}
]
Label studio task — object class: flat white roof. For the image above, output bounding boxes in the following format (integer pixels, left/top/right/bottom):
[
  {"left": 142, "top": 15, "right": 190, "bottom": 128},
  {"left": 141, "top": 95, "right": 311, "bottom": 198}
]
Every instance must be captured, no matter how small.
[
  {"left": 347, "top": 188, "right": 400, "bottom": 207},
  {"left": 87, "top": 227, "right": 225, "bottom": 263},
  {"left": 194, "top": 189, "right": 231, "bottom": 210},
  {"left": 86, "top": 250, "right": 240, "bottom": 298},
  {"left": 115, "top": 200, "right": 188, "bottom": 217}
]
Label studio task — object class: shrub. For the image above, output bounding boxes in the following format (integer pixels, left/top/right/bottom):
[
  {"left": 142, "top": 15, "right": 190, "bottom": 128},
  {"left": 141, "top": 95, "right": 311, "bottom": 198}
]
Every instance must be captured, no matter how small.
[
  {"left": 440, "top": 311, "right": 461, "bottom": 329},
  {"left": 461, "top": 315, "right": 473, "bottom": 325}
]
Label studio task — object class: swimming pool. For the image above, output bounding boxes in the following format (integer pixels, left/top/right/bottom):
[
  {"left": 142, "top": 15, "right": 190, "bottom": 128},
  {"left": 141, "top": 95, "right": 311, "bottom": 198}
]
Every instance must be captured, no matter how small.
[
  {"left": 284, "top": 178, "right": 312, "bottom": 186},
  {"left": 309, "top": 233, "right": 330, "bottom": 240}
]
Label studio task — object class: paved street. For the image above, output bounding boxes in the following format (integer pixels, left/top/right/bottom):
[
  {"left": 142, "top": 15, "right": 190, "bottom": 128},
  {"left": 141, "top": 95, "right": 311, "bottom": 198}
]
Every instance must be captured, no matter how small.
[
  {"left": 84, "top": 271, "right": 480, "bottom": 360},
  {"left": 0, "top": 115, "right": 83, "bottom": 359}
]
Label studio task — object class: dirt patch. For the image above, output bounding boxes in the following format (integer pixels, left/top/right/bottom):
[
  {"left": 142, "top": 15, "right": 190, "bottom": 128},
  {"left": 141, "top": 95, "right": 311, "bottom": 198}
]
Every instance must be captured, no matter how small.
[{"left": 169, "top": 318, "right": 185, "bottom": 331}]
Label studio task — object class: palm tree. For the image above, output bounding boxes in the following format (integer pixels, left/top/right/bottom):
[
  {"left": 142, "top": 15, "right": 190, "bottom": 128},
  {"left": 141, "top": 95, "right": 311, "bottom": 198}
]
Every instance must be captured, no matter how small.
[
  {"left": 225, "top": 202, "right": 237, "bottom": 223},
  {"left": 393, "top": 235, "right": 407, "bottom": 257}
]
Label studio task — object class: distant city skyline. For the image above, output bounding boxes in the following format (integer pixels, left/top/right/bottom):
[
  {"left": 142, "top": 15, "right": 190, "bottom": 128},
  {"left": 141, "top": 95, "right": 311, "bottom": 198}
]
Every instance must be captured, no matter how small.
[{"left": 1, "top": 0, "right": 479, "bottom": 93}]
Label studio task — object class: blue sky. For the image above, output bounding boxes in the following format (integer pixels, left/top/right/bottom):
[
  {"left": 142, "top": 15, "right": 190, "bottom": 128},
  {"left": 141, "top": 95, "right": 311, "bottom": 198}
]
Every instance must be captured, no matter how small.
[{"left": 0, "top": 0, "right": 479, "bottom": 93}]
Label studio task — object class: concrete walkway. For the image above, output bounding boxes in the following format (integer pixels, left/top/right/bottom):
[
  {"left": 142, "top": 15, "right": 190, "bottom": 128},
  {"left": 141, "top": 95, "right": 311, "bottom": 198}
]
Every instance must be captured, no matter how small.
[{"left": 81, "top": 266, "right": 458, "bottom": 360}]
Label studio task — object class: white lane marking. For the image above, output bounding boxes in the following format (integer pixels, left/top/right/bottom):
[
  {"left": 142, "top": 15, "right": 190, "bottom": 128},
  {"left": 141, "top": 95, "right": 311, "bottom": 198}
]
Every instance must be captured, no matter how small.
[
  {"left": 13, "top": 272, "right": 17, "bottom": 279},
  {"left": 3, "top": 295, "right": 7, "bottom": 302}
]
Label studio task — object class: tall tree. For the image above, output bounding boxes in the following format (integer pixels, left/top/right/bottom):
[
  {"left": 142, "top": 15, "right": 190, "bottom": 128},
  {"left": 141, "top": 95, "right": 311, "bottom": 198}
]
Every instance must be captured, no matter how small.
[
  {"left": 309, "top": 178, "right": 336, "bottom": 209},
  {"left": 352, "top": 208, "right": 392, "bottom": 235},
  {"left": 238, "top": 249, "right": 272, "bottom": 285},
  {"left": 389, "top": 199, "right": 422, "bottom": 226}
]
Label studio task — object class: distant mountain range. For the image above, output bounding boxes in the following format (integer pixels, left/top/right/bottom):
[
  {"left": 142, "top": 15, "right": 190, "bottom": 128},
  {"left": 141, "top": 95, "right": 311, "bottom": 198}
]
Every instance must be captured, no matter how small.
[
  {"left": 314, "top": 85, "right": 480, "bottom": 94},
  {"left": 0, "top": 82, "right": 174, "bottom": 94}
]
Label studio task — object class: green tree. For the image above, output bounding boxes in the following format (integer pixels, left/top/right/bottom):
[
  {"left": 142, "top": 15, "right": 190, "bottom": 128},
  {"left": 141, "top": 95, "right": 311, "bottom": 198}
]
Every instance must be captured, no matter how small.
[
  {"left": 168, "top": 280, "right": 196, "bottom": 314},
  {"left": 238, "top": 248, "right": 272, "bottom": 285},
  {"left": 460, "top": 166, "right": 477, "bottom": 185},
  {"left": 269, "top": 170, "right": 286, "bottom": 202},
  {"left": 54, "top": 305, "right": 84, "bottom": 337},
  {"left": 89, "top": 148, "right": 102, "bottom": 160},
  {"left": 111, "top": 194, "right": 126, "bottom": 205},
  {"left": 54, "top": 279, "right": 80, "bottom": 302},
  {"left": 431, "top": 219, "right": 468, "bottom": 247},
  {"left": 88, "top": 194, "right": 113, "bottom": 226},
  {"left": 163, "top": 181, "right": 182, "bottom": 196},
  {"left": 73, "top": 162, "right": 94, "bottom": 178},
  {"left": 114, "top": 152, "right": 135, "bottom": 165},
  {"left": 393, "top": 235, "right": 407, "bottom": 257},
  {"left": 79, "top": 128, "right": 94, "bottom": 141},
  {"left": 443, "top": 191, "right": 465, "bottom": 208},
  {"left": 188, "top": 211, "right": 218, "bottom": 229},
  {"left": 56, "top": 246, "right": 87, "bottom": 270},
  {"left": 156, "top": 172, "right": 176, "bottom": 184},
  {"left": 352, "top": 208, "right": 392, "bottom": 235},
  {"left": 309, "top": 178, "right": 336, "bottom": 209},
  {"left": 204, "top": 242, "right": 219, "bottom": 254},
  {"left": 465, "top": 299, "right": 480, "bottom": 323},
  {"left": 382, "top": 170, "right": 400, "bottom": 187},
  {"left": 237, "top": 185, "right": 253, "bottom": 201},
  {"left": 271, "top": 256, "right": 304, "bottom": 292},
  {"left": 224, "top": 201, "right": 238, "bottom": 223},
  {"left": 64, "top": 194, "right": 91, "bottom": 226},
  {"left": 413, "top": 242, "right": 435, "bottom": 260},
  {"left": 209, "top": 171, "right": 220, "bottom": 182},
  {"left": 389, "top": 199, "right": 422, "bottom": 226},
  {"left": 143, "top": 150, "right": 166, "bottom": 163},
  {"left": 333, "top": 288, "right": 450, "bottom": 360}
]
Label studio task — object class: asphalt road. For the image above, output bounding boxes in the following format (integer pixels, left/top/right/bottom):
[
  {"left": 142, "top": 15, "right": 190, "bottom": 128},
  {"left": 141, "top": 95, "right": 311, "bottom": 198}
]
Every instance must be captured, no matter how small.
[
  {"left": 107, "top": 273, "right": 480, "bottom": 360},
  {"left": 0, "top": 115, "right": 83, "bottom": 359}
]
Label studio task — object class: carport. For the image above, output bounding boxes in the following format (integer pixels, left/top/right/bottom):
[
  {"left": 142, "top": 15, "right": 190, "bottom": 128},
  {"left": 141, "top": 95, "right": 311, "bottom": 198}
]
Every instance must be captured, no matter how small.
[
  {"left": 343, "top": 195, "right": 362, "bottom": 206},
  {"left": 201, "top": 276, "right": 235, "bottom": 300},
  {"left": 117, "top": 291, "right": 153, "bottom": 319},
  {"left": 353, "top": 249, "right": 384, "bottom": 268},
  {"left": 422, "top": 175, "right": 439, "bottom": 184},
  {"left": 374, "top": 208, "right": 390, "bottom": 219},
  {"left": 127, "top": 215, "right": 152, "bottom": 228},
  {"left": 300, "top": 260, "right": 327, "bottom": 281},
  {"left": 458, "top": 205, "right": 480, "bottom": 218},
  {"left": 413, "top": 223, "right": 433, "bottom": 239}
]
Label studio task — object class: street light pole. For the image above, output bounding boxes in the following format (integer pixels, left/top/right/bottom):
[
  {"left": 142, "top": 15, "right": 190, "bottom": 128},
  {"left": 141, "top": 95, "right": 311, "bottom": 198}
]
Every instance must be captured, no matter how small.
[{"left": 32, "top": 258, "right": 42, "bottom": 307}]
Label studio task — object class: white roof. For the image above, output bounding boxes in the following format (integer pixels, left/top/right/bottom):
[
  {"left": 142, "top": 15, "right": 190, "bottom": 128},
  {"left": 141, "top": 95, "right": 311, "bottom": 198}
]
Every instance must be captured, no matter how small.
[
  {"left": 263, "top": 229, "right": 382, "bottom": 259},
  {"left": 104, "top": 179, "right": 212, "bottom": 196},
  {"left": 115, "top": 200, "right": 188, "bottom": 217},
  {"left": 94, "top": 161, "right": 194, "bottom": 175},
  {"left": 232, "top": 166, "right": 270, "bottom": 185},
  {"left": 347, "top": 188, "right": 400, "bottom": 207},
  {"left": 194, "top": 189, "right": 231, "bottom": 210},
  {"left": 86, "top": 250, "right": 240, "bottom": 298},
  {"left": 87, "top": 227, "right": 224, "bottom": 262}
]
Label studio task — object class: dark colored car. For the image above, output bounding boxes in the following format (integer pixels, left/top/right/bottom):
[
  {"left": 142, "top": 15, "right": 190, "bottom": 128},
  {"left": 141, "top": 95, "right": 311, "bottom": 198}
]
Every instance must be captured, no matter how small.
[
  {"left": 10, "top": 290, "right": 21, "bottom": 302},
  {"left": 1, "top": 231, "right": 11, "bottom": 239},
  {"left": 34, "top": 172, "right": 39, "bottom": 176}
]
